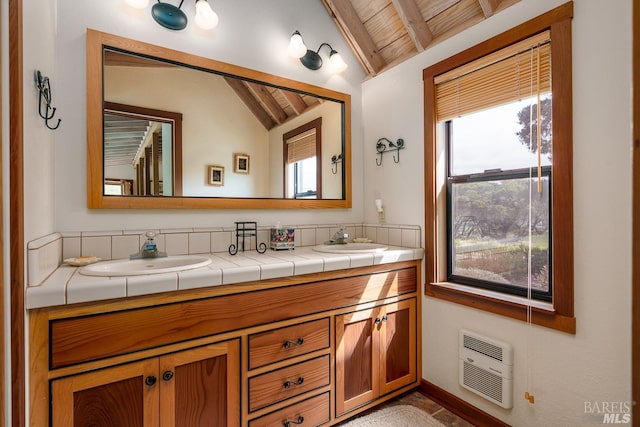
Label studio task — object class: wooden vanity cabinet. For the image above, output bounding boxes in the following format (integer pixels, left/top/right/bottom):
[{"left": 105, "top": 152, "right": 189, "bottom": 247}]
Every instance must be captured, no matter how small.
[
  {"left": 335, "top": 298, "right": 417, "bottom": 416},
  {"left": 51, "top": 340, "right": 240, "bottom": 427},
  {"left": 31, "top": 261, "right": 421, "bottom": 426}
]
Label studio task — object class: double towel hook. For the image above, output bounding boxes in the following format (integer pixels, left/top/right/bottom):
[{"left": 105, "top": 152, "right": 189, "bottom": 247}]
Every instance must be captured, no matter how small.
[
  {"left": 35, "top": 70, "right": 61, "bottom": 130},
  {"left": 375, "top": 137, "right": 405, "bottom": 166},
  {"left": 330, "top": 153, "right": 342, "bottom": 174}
]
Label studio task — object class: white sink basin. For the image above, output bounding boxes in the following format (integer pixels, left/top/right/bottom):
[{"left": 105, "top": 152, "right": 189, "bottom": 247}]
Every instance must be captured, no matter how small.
[
  {"left": 312, "top": 243, "right": 388, "bottom": 254},
  {"left": 79, "top": 255, "right": 212, "bottom": 277}
]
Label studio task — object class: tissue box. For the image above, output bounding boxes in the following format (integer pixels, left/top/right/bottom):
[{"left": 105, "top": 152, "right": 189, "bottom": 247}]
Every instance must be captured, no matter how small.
[{"left": 270, "top": 228, "right": 295, "bottom": 250}]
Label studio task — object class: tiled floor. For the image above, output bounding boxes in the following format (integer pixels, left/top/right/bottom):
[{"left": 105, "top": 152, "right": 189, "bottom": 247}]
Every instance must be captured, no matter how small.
[{"left": 337, "top": 390, "right": 476, "bottom": 426}]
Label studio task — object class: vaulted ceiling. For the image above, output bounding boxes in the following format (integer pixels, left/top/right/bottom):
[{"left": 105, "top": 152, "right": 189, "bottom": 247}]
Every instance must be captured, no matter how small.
[{"left": 321, "top": 0, "right": 520, "bottom": 78}]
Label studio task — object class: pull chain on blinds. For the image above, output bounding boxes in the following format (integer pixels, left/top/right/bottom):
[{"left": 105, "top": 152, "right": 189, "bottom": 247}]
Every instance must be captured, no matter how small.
[
  {"left": 286, "top": 128, "right": 317, "bottom": 164},
  {"left": 434, "top": 31, "right": 551, "bottom": 122}
]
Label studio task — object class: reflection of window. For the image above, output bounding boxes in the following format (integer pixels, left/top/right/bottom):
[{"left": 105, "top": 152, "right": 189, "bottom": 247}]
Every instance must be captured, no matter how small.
[
  {"left": 104, "top": 178, "right": 133, "bottom": 195},
  {"left": 283, "top": 118, "right": 322, "bottom": 199},
  {"left": 423, "top": 4, "right": 574, "bottom": 333}
]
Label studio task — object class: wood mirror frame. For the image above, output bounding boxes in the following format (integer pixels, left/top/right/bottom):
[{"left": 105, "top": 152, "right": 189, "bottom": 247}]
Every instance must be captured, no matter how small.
[{"left": 87, "top": 29, "right": 352, "bottom": 209}]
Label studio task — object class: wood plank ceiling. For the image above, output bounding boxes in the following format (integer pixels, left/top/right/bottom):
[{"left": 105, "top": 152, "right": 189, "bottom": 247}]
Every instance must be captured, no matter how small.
[{"left": 321, "top": 0, "right": 520, "bottom": 78}]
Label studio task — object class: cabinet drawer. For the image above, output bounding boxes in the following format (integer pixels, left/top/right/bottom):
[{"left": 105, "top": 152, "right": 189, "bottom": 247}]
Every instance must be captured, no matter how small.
[
  {"left": 249, "top": 318, "right": 329, "bottom": 369},
  {"left": 249, "top": 355, "right": 330, "bottom": 412},
  {"left": 249, "top": 392, "right": 330, "bottom": 427}
]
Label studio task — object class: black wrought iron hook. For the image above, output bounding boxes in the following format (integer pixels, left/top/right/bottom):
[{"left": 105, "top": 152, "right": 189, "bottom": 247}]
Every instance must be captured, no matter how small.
[
  {"left": 375, "top": 137, "right": 405, "bottom": 165},
  {"left": 35, "top": 70, "right": 61, "bottom": 130},
  {"left": 330, "top": 153, "right": 342, "bottom": 174}
]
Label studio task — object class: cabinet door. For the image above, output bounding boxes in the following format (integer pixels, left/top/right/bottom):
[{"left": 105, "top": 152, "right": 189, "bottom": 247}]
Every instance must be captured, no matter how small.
[
  {"left": 335, "top": 307, "right": 381, "bottom": 415},
  {"left": 51, "top": 358, "right": 160, "bottom": 427},
  {"left": 159, "top": 339, "right": 240, "bottom": 427},
  {"left": 379, "top": 298, "right": 417, "bottom": 395}
]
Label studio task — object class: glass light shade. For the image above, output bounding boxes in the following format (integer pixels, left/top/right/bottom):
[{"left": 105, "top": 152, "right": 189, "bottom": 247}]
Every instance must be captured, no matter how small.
[
  {"left": 288, "top": 32, "right": 307, "bottom": 58},
  {"left": 328, "top": 51, "right": 347, "bottom": 74},
  {"left": 126, "top": 0, "right": 149, "bottom": 8},
  {"left": 195, "top": 0, "right": 219, "bottom": 30}
]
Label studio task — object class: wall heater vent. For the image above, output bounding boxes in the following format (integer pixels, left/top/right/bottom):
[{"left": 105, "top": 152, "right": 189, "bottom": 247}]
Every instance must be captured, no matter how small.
[{"left": 459, "top": 329, "right": 513, "bottom": 409}]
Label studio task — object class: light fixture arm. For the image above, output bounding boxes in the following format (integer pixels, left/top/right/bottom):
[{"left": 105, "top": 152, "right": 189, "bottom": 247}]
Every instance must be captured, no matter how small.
[
  {"left": 315, "top": 42, "right": 335, "bottom": 55},
  {"left": 290, "top": 31, "right": 347, "bottom": 73}
]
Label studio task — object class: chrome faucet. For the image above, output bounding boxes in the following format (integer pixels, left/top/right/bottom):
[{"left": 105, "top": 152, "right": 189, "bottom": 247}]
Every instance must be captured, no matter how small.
[
  {"left": 130, "top": 231, "right": 167, "bottom": 259},
  {"left": 327, "top": 225, "right": 349, "bottom": 245}
]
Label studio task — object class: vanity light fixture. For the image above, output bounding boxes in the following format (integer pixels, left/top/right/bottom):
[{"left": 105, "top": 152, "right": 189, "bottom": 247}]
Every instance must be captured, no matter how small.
[
  {"left": 288, "top": 31, "right": 347, "bottom": 74},
  {"left": 126, "top": 0, "right": 218, "bottom": 31}
]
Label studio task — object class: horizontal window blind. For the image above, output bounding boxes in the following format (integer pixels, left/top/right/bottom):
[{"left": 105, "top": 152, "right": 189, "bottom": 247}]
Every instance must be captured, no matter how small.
[
  {"left": 286, "top": 128, "right": 317, "bottom": 164},
  {"left": 435, "top": 31, "right": 551, "bottom": 122}
]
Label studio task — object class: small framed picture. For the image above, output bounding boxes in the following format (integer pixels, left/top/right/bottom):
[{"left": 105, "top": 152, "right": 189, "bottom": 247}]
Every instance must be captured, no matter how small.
[
  {"left": 234, "top": 153, "right": 250, "bottom": 174},
  {"left": 207, "top": 165, "right": 224, "bottom": 186}
]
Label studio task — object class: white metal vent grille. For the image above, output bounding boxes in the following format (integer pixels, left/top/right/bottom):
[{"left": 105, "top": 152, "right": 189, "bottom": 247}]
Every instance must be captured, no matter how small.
[
  {"left": 459, "top": 329, "right": 513, "bottom": 409},
  {"left": 463, "top": 361, "right": 503, "bottom": 403},
  {"left": 463, "top": 334, "right": 503, "bottom": 362}
]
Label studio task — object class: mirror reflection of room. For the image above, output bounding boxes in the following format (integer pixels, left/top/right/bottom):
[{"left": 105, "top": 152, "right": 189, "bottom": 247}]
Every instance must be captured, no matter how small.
[{"left": 102, "top": 48, "right": 344, "bottom": 200}]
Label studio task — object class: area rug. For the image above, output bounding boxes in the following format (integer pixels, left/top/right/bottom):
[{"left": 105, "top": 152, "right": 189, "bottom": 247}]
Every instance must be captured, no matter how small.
[{"left": 339, "top": 405, "right": 445, "bottom": 427}]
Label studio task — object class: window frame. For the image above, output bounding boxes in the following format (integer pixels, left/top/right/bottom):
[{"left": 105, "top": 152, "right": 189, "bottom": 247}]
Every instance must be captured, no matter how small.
[
  {"left": 283, "top": 117, "right": 323, "bottom": 199},
  {"left": 423, "top": 2, "right": 575, "bottom": 334}
]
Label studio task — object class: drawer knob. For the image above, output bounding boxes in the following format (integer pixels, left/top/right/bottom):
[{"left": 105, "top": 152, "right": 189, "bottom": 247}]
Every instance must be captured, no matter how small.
[
  {"left": 283, "top": 377, "right": 304, "bottom": 389},
  {"left": 145, "top": 376, "right": 157, "bottom": 386},
  {"left": 283, "top": 416, "right": 304, "bottom": 426},
  {"left": 283, "top": 338, "right": 304, "bottom": 349},
  {"left": 375, "top": 315, "right": 388, "bottom": 325},
  {"left": 162, "top": 370, "right": 174, "bottom": 381}
]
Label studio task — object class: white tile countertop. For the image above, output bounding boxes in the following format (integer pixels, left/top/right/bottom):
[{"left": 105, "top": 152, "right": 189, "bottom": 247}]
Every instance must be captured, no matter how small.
[{"left": 26, "top": 246, "right": 424, "bottom": 309}]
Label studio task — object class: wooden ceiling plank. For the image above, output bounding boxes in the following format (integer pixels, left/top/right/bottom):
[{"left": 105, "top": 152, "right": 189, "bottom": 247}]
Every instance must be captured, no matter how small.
[
  {"left": 280, "top": 89, "right": 309, "bottom": 115},
  {"left": 321, "top": 0, "right": 387, "bottom": 75},
  {"left": 428, "top": 0, "right": 484, "bottom": 38},
  {"left": 391, "top": 0, "right": 433, "bottom": 51},
  {"left": 246, "top": 81, "right": 289, "bottom": 124},
  {"left": 223, "top": 77, "right": 276, "bottom": 130},
  {"left": 477, "top": 0, "right": 499, "bottom": 18},
  {"left": 416, "top": 0, "right": 461, "bottom": 21}
]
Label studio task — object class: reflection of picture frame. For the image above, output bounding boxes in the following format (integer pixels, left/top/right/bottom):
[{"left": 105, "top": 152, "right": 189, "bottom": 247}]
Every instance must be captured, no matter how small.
[
  {"left": 207, "top": 165, "right": 224, "bottom": 186},
  {"left": 234, "top": 153, "right": 250, "bottom": 174}
]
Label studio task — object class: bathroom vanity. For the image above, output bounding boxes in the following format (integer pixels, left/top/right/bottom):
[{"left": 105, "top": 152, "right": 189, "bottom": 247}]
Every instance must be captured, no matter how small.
[{"left": 28, "top": 257, "right": 421, "bottom": 426}]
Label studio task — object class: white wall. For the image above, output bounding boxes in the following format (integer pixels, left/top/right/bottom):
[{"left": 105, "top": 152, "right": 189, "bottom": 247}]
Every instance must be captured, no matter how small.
[
  {"left": 50, "top": 0, "right": 365, "bottom": 232},
  {"left": 362, "top": 0, "right": 632, "bottom": 425}
]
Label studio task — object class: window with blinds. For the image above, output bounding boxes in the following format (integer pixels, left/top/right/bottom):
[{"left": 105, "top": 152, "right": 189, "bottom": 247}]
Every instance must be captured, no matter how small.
[
  {"left": 439, "top": 31, "right": 554, "bottom": 302},
  {"left": 283, "top": 118, "right": 322, "bottom": 199},
  {"left": 286, "top": 128, "right": 317, "bottom": 165}
]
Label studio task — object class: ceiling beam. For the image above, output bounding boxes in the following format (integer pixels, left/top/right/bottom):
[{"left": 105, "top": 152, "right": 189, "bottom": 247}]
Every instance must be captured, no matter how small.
[
  {"left": 280, "top": 89, "right": 308, "bottom": 115},
  {"left": 391, "top": 0, "right": 433, "bottom": 52},
  {"left": 224, "top": 77, "right": 276, "bottom": 130},
  {"left": 246, "top": 82, "right": 289, "bottom": 125},
  {"left": 477, "top": 0, "right": 499, "bottom": 18},
  {"left": 321, "top": 0, "right": 386, "bottom": 75}
]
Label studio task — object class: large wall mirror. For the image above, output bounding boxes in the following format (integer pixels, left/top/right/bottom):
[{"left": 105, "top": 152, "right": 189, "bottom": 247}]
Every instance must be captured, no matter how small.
[{"left": 87, "top": 29, "right": 351, "bottom": 209}]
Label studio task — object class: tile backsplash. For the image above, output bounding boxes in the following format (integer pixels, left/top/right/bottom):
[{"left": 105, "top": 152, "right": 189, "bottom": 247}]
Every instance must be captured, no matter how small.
[{"left": 27, "top": 223, "right": 421, "bottom": 287}]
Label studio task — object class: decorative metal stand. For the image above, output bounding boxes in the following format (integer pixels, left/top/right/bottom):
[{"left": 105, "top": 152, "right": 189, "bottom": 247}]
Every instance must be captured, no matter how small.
[{"left": 228, "top": 221, "right": 267, "bottom": 255}]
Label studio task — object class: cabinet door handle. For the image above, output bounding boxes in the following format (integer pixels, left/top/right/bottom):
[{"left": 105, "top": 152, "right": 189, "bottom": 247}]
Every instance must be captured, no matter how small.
[
  {"left": 162, "top": 371, "right": 174, "bottom": 381},
  {"left": 283, "top": 416, "right": 304, "bottom": 426},
  {"left": 283, "top": 338, "right": 304, "bottom": 349},
  {"left": 145, "top": 375, "right": 157, "bottom": 386},
  {"left": 283, "top": 377, "right": 304, "bottom": 389}
]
